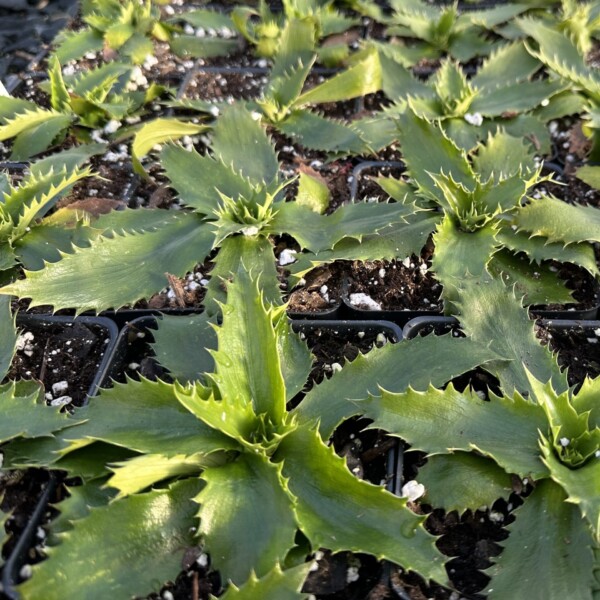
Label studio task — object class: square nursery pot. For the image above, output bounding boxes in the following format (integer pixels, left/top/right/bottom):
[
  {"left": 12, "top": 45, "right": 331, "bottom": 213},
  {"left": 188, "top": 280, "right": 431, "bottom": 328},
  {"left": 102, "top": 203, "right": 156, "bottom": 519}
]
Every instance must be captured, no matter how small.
[{"left": 0, "top": 314, "right": 119, "bottom": 600}]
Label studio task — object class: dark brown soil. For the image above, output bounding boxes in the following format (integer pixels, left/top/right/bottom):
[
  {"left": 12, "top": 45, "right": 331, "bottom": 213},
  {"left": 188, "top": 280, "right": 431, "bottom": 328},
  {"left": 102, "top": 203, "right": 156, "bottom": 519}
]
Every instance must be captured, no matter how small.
[
  {"left": 347, "top": 256, "right": 442, "bottom": 312},
  {"left": 287, "top": 262, "right": 346, "bottom": 314},
  {"left": 184, "top": 67, "right": 264, "bottom": 102}
]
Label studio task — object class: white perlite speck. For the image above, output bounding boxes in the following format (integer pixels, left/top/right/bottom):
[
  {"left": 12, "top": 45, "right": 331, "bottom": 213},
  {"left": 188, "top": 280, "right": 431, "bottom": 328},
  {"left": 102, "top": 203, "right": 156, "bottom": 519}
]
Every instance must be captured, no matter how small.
[
  {"left": 162, "top": 591, "right": 175, "bottom": 600},
  {"left": 51, "top": 396, "right": 73, "bottom": 407},
  {"left": 16, "top": 331, "right": 35, "bottom": 357},
  {"left": 401, "top": 480, "right": 425, "bottom": 502},
  {"left": 197, "top": 553, "right": 209, "bottom": 568},
  {"left": 464, "top": 112, "right": 483, "bottom": 126},
  {"left": 559, "top": 437, "right": 570, "bottom": 447},
  {"left": 279, "top": 249, "right": 297, "bottom": 266},
  {"left": 346, "top": 566, "right": 360, "bottom": 583},
  {"left": 51, "top": 381, "right": 69, "bottom": 396},
  {"left": 349, "top": 293, "right": 381, "bottom": 311}
]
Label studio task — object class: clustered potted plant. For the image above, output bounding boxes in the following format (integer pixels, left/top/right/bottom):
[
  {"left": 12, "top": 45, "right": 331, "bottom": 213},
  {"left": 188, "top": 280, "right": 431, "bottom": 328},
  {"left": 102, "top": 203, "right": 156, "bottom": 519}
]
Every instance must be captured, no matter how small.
[{"left": 1, "top": 0, "right": 600, "bottom": 598}]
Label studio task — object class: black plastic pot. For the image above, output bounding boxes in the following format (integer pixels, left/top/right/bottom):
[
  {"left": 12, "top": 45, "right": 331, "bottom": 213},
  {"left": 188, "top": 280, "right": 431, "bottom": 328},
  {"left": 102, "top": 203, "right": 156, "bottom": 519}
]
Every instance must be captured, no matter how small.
[{"left": 0, "top": 314, "right": 119, "bottom": 600}]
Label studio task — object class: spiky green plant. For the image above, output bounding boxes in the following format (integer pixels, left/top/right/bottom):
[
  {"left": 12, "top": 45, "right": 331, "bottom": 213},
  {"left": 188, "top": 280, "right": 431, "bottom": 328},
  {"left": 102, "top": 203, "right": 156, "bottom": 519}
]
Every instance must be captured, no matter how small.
[
  {"left": 0, "top": 147, "right": 104, "bottom": 283},
  {"left": 53, "top": 0, "right": 177, "bottom": 64},
  {"left": 351, "top": 0, "right": 532, "bottom": 66},
  {"left": 350, "top": 279, "right": 598, "bottom": 599},
  {"left": 518, "top": 16, "right": 600, "bottom": 161},
  {"left": 165, "top": 18, "right": 382, "bottom": 155},
  {"left": 0, "top": 104, "right": 408, "bottom": 314},
  {"left": 0, "top": 268, "right": 514, "bottom": 598},
  {"left": 231, "top": 0, "right": 360, "bottom": 66},
  {"left": 0, "top": 59, "right": 166, "bottom": 161},
  {"left": 364, "top": 42, "right": 564, "bottom": 153}
]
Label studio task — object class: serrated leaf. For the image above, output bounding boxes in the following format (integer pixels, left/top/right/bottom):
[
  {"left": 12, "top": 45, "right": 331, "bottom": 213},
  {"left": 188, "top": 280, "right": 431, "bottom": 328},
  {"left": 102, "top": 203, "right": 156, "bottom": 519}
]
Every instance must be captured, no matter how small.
[
  {"left": 472, "top": 131, "right": 535, "bottom": 182},
  {"left": 211, "top": 104, "right": 278, "bottom": 186},
  {"left": 151, "top": 313, "right": 217, "bottom": 383},
  {"left": 297, "top": 334, "right": 500, "bottom": 439},
  {"left": 396, "top": 111, "right": 475, "bottom": 201},
  {"left": 278, "top": 426, "right": 447, "bottom": 585},
  {"left": 472, "top": 42, "right": 540, "bottom": 92},
  {"left": 270, "top": 201, "right": 414, "bottom": 253},
  {"left": 210, "top": 267, "right": 286, "bottom": 426},
  {"left": 418, "top": 453, "right": 514, "bottom": 513},
  {"left": 1, "top": 211, "right": 214, "bottom": 313},
  {"left": 572, "top": 377, "right": 600, "bottom": 429},
  {"left": 176, "top": 9, "right": 235, "bottom": 30},
  {"left": 0, "top": 295, "right": 16, "bottom": 381},
  {"left": 161, "top": 144, "right": 256, "bottom": 214},
  {"left": 486, "top": 479, "right": 596, "bottom": 600},
  {"left": 9, "top": 114, "right": 73, "bottom": 161},
  {"left": 53, "top": 28, "right": 104, "bottom": 63},
  {"left": 197, "top": 454, "right": 297, "bottom": 584},
  {"left": 456, "top": 278, "right": 568, "bottom": 395},
  {"left": 120, "top": 31, "right": 154, "bottom": 64},
  {"left": 0, "top": 380, "right": 77, "bottom": 444},
  {"left": 216, "top": 562, "right": 312, "bottom": 600},
  {"left": 294, "top": 49, "right": 381, "bottom": 107},
  {"left": 277, "top": 110, "right": 368, "bottom": 154},
  {"left": 170, "top": 35, "right": 238, "bottom": 58},
  {"left": 19, "top": 479, "right": 202, "bottom": 600},
  {"left": 60, "top": 377, "right": 237, "bottom": 457},
  {"left": 132, "top": 118, "right": 208, "bottom": 175},
  {"left": 371, "top": 381, "right": 548, "bottom": 478},
  {"left": 296, "top": 169, "right": 329, "bottom": 214},
  {"left": 107, "top": 453, "right": 208, "bottom": 499},
  {"left": 205, "top": 234, "right": 281, "bottom": 316},
  {"left": 276, "top": 316, "right": 312, "bottom": 402},
  {"left": 513, "top": 195, "right": 600, "bottom": 246},
  {"left": 48, "top": 56, "right": 71, "bottom": 113},
  {"left": 29, "top": 143, "right": 106, "bottom": 177},
  {"left": 487, "top": 250, "right": 575, "bottom": 306},
  {"left": 541, "top": 440, "right": 600, "bottom": 540}
]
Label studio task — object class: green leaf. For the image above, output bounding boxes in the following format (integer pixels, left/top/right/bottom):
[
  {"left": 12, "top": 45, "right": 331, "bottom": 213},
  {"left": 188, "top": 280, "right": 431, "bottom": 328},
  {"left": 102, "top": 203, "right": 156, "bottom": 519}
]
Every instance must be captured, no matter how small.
[
  {"left": 197, "top": 454, "right": 297, "bottom": 584},
  {"left": 29, "top": 143, "right": 106, "bottom": 177},
  {"left": 513, "top": 195, "right": 600, "bottom": 246},
  {"left": 472, "top": 130, "right": 535, "bottom": 182},
  {"left": 472, "top": 42, "right": 541, "bottom": 92},
  {"left": 107, "top": 453, "right": 207, "bottom": 499},
  {"left": 270, "top": 201, "right": 413, "bottom": 253},
  {"left": 294, "top": 50, "right": 381, "bottom": 107},
  {"left": 211, "top": 105, "right": 278, "bottom": 186},
  {"left": 418, "top": 453, "right": 514, "bottom": 513},
  {"left": 151, "top": 313, "right": 217, "bottom": 383},
  {"left": 0, "top": 381, "right": 77, "bottom": 444},
  {"left": 485, "top": 480, "right": 596, "bottom": 600},
  {"left": 53, "top": 28, "right": 104, "bottom": 63},
  {"left": 132, "top": 118, "right": 208, "bottom": 175},
  {"left": 0, "top": 506, "right": 10, "bottom": 568},
  {"left": 9, "top": 114, "right": 73, "bottom": 161},
  {"left": 276, "top": 316, "right": 312, "bottom": 402},
  {"left": 177, "top": 9, "right": 235, "bottom": 30},
  {"left": 541, "top": 440, "right": 600, "bottom": 540},
  {"left": 456, "top": 278, "right": 568, "bottom": 395},
  {"left": 19, "top": 479, "right": 202, "bottom": 600},
  {"left": 170, "top": 35, "right": 238, "bottom": 58},
  {"left": 297, "top": 334, "right": 500, "bottom": 439},
  {"left": 60, "top": 377, "right": 237, "bottom": 457},
  {"left": 396, "top": 111, "right": 475, "bottom": 201},
  {"left": 161, "top": 144, "right": 255, "bottom": 214},
  {"left": 205, "top": 234, "right": 281, "bottom": 316},
  {"left": 216, "top": 563, "right": 312, "bottom": 600},
  {"left": 48, "top": 56, "right": 71, "bottom": 113},
  {"left": 210, "top": 267, "right": 286, "bottom": 426},
  {"left": 296, "top": 169, "right": 329, "bottom": 214},
  {"left": 2, "top": 211, "right": 213, "bottom": 313},
  {"left": 0, "top": 296, "right": 16, "bottom": 381},
  {"left": 277, "top": 110, "right": 368, "bottom": 154},
  {"left": 363, "top": 383, "right": 548, "bottom": 478},
  {"left": 487, "top": 250, "right": 575, "bottom": 306},
  {"left": 576, "top": 166, "right": 600, "bottom": 189},
  {"left": 278, "top": 426, "right": 447, "bottom": 585},
  {"left": 120, "top": 31, "right": 154, "bottom": 64}
]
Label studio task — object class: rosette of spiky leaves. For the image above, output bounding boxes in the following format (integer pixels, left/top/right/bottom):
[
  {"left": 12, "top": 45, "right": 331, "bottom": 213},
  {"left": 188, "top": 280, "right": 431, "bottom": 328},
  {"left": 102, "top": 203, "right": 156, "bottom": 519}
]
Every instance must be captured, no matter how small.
[
  {"left": 169, "top": 18, "right": 381, "bottom": 155},
  {"left": 383, "top": 111, "right": 599, "bottom": 308},
  {"left": 0, "top": 268, "right": 447, "bottom": 599},
  {"left": 231, "top": 0, "right": 359, "bottom": 66},
  {"left": 54, "top": 0, "right": 178, "bottom": 64},
  {"left": 353, "top": 357, "right": 599, "bottom": 599},
  {"left": 518, "top": 16, "right": 600, "bottom": 161},
  {"left": 0, "top": 58, "right": 167, "bottom": 160},
  {"left": 358, "top": 0, "right": 532, "bottom": 67},
  {"left": 363, "top": 43, "right": 564, "bottom": 153},
  {"left": 0, "top": 147, "right": 105, "bottom": 280},
  {"left": 0, "top": 105, "right": 407, "bottom": 314}
]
